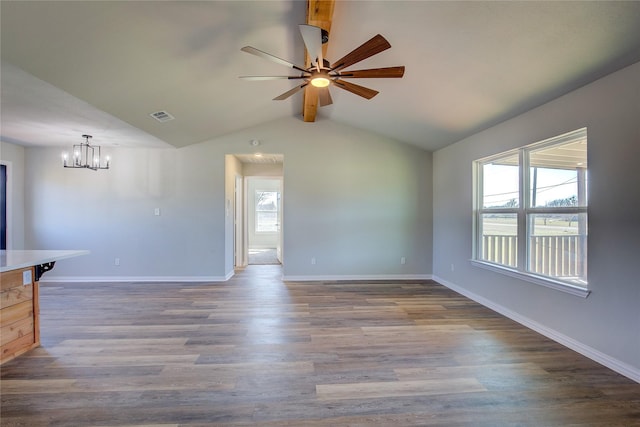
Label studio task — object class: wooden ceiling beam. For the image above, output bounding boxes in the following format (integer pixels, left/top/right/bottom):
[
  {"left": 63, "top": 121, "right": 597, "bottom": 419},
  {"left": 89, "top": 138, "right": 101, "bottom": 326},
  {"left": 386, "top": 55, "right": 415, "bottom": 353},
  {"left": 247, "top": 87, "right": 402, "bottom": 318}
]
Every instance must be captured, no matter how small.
[{"left": 303, "top": 0, "right": 335, "bottom": 122}]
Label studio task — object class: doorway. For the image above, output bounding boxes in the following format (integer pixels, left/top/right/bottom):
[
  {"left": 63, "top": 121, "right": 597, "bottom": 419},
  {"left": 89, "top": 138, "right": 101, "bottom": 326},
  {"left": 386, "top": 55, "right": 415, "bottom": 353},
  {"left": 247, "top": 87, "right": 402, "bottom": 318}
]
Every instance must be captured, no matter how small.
[
  {"left": 1, "top": 163, "right": 8, "bottom": 250},
  {"left": 229, "top": 153, "right": 284, "bottom": 270}
]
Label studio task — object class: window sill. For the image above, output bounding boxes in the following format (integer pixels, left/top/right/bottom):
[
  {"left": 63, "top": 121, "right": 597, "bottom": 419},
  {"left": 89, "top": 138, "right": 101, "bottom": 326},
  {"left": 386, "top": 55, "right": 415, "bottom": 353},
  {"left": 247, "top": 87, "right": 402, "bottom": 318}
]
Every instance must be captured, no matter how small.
[{"left": 470, "top": 260, "right": 591, "bottom": 298}]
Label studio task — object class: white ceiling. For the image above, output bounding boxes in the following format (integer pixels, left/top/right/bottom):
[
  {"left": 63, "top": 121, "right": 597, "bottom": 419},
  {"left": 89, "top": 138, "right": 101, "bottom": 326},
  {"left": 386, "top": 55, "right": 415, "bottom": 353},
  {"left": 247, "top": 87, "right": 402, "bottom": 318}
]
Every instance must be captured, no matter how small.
[
  {"left": 2, "top": 1, "right": 640, "bottom": 152},
  {"left": 234, "top": 153, "right": 284, "bottom": 164}
]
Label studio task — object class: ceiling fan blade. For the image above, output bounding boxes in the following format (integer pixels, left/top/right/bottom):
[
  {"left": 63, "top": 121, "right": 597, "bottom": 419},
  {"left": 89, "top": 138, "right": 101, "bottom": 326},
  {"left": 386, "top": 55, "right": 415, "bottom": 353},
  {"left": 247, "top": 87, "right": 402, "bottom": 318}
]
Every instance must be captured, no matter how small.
[
  {"left": 332, "top": 79, "right": 379, "bottom": 100},
  {"left": 318, "top": 87, "right": 333, "bottom": 106},
  {"left": 240, "top": 75, "right": 307, "bottom": 81},
  {"left": 273, "top": 83, "right": 309, "bottom": 101},
  {"left": 299, "top": 24, "right": 324, "bottom": 72},
  {"left": 338, "top": 66, "right": 405, "bottom": 79},
  {"left": 330, "top": 34, "right": 391, "bottom": 72},
  {"left": 241, "top": 46, "right": 307, "bottom": 73}
]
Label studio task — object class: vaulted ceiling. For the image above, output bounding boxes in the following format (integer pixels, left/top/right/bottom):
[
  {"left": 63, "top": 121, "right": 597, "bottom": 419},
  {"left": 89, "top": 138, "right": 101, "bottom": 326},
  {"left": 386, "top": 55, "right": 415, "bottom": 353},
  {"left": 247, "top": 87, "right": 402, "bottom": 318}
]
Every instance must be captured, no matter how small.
[{"left": 2, "top": 1, "right": 640, "bottom": 152}]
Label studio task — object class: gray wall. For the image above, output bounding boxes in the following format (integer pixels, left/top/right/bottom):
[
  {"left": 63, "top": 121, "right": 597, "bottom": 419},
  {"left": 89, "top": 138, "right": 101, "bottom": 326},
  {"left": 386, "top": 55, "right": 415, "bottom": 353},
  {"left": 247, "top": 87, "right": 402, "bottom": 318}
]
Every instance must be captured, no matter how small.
[
  {"left": 26, "top": 146, "right": 227, "bottom": 280},
  {"left": 23, "top": 117, "right": 433, "bottom": 281},
  {"left": 433, "top": 62, "right": 640, "bottom": 378}
]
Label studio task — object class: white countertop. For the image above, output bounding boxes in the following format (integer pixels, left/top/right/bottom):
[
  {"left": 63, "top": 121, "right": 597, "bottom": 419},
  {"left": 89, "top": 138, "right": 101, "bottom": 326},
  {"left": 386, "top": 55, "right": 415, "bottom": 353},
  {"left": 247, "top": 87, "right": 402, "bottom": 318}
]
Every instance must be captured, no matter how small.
[{"left": 0, "top": 250, "right": 90, "bottom": 273}]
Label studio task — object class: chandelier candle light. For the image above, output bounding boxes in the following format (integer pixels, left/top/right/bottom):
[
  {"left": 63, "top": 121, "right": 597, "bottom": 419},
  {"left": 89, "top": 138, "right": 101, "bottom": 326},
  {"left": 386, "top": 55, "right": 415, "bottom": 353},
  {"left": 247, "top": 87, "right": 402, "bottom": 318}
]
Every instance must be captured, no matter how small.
[{"left": 62, "top": 134, "right": 110, "bottom": 171}]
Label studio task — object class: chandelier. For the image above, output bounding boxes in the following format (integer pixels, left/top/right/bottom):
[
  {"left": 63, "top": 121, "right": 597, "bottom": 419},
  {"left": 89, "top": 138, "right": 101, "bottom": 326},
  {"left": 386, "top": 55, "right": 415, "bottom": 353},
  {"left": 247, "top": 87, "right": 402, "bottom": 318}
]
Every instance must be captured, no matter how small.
[{"left": 62, "top": 134, "right": 110, "bottom": 170}]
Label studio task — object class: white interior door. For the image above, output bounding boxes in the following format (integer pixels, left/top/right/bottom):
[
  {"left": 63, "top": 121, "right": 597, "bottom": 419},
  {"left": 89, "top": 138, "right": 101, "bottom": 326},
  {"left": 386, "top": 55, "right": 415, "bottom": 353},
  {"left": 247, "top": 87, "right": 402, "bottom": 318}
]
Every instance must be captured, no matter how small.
[
  {"left": 234, "top": 175, "right": 245, "bottom": 267},
  {"left": 276, "top": 179, "right": 283, "bottom": 263}
]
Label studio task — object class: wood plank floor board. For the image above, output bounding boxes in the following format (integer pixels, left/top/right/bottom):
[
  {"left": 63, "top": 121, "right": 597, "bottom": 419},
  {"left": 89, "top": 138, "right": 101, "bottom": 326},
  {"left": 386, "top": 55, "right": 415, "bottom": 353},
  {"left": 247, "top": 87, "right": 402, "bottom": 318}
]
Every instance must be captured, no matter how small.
[
  {"left": 1, "top": 265, "right": 638, "bottom": 426},
  {"left": 316, "top": 377, "right": 487, "bottom": 400},
  {"left": 0, "top": 364, "right": 164, "bottom": 381}
]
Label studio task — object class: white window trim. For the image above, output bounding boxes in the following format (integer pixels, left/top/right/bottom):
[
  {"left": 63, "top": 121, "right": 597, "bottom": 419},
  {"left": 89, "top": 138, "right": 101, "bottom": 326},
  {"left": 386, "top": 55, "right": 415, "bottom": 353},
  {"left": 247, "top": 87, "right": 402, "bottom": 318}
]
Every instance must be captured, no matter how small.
[
  {"left": 470, "top": 260, "right": 590, "bottom": 298},
  {"left": 472, "top": 128, "right": 589, "bottom": 298}
]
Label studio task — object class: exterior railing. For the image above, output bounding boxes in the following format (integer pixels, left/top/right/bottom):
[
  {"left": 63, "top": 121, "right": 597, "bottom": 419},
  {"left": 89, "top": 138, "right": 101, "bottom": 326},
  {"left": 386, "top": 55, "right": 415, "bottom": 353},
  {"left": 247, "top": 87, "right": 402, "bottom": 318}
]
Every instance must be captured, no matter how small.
[
  {"left": 482, "top": 235, "right": 517, "bottom": 268},
  {"left": 482, "top": 234, "right": 586, "bottom": 279}
]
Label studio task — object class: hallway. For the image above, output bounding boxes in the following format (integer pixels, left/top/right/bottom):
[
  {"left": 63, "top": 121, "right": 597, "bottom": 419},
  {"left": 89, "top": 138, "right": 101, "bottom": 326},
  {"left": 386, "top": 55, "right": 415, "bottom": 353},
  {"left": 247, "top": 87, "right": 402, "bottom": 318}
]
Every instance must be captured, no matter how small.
[{"left": 248, "top": 248, "right": 279, "bottom": 265}]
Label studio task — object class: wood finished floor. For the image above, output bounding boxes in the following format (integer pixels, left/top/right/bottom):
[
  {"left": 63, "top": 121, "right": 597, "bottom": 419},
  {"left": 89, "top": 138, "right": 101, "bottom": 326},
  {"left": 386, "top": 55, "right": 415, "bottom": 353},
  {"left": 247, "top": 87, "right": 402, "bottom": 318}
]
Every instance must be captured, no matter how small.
[{"left": 1, "top": 265, "right": 639, "bottom": 426}]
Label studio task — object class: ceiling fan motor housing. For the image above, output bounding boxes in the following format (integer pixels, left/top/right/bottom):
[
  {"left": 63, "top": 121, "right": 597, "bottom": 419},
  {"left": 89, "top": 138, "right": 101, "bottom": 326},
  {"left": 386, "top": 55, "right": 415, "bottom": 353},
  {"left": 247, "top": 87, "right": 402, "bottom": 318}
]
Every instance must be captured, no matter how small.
[{"left": 321, "top": 29, "right": 329, "bottom": 44}]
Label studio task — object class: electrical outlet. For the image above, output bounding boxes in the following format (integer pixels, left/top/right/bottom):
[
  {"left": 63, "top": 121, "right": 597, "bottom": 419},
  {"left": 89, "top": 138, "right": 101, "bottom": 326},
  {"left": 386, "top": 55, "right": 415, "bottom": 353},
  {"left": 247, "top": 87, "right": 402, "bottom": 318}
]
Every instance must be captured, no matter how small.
[
  {"left": 400, "top": 257, "right": 406, "bottom": 265},
  {"left": 154, "top": 208, "right": 161, "bottom": 216},
  {"left": 115, "top": 258, "right": 120, "bottom": 266},
  {"left": 23, "top": 270, "right": 32, "bottom": 286},
  {"left": 311, "top": 257, "right": 316, "bottom": 265},
  {"left": 451, "top": 263, "right": 455, "bottom": 272}
]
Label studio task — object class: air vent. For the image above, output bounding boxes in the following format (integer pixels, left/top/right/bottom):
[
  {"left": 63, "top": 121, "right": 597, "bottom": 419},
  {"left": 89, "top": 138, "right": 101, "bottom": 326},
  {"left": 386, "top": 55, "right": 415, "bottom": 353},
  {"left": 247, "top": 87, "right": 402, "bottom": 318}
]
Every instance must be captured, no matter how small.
[{"left": 149, "top": 110, "right": 175, "bottom": 122}]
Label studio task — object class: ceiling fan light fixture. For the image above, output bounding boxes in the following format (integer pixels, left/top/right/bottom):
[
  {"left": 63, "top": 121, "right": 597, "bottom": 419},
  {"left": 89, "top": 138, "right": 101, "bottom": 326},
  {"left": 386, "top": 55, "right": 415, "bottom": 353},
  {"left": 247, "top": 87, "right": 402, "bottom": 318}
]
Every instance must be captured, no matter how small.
[
  {"left": 310, "top": 76, "right": 331, "bottom": 88},
  {"left": 240, "top": 25, "right": 404, "bottom": 115}
]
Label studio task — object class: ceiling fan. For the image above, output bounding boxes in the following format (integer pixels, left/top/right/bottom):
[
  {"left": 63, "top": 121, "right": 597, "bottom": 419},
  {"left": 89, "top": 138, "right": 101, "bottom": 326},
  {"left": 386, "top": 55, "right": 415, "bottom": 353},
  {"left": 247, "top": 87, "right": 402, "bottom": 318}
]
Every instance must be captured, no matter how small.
[{"left": 240, "top": 25, "right": 405, "bottom": 107}]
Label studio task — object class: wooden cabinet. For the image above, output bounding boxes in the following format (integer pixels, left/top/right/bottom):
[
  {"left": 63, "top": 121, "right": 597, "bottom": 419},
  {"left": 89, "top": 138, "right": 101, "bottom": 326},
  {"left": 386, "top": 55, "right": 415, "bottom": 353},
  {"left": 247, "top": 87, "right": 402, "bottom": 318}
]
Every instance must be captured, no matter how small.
[
  {"left": 1, "top": 267, "right": 40, "bottom": 363},
  {"left": 0, "top": 250, "right": 88, "bottom": 363}
]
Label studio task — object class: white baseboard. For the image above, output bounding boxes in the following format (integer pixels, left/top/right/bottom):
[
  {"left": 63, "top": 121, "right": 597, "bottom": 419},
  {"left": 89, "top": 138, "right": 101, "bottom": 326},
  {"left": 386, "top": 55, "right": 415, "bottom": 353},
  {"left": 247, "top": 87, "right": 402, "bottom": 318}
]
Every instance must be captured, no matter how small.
[
  {"left": 433, "top": 275, "right": 640, "bottom": 384},
  {"left": 282, "top": 274, "right": 433, "bottom": 282},
  {"left": 39, "top": 275, "right": 230, "bottom": 283}
]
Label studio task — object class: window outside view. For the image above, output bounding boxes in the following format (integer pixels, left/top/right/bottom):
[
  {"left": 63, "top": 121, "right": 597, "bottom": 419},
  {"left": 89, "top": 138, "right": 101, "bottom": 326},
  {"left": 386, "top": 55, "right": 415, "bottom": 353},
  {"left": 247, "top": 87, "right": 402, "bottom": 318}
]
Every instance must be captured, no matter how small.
[
  {"left": 255, "top": 191, "right": 279, "bottom": 233},
  {"left": 476, "top": 129, "right": 588, "bottom": 287}
]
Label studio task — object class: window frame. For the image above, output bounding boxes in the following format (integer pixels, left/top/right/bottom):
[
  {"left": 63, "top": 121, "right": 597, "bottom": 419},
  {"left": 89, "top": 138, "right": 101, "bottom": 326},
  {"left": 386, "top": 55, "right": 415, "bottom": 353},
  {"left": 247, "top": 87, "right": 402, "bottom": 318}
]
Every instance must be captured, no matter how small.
[{"left": 472, "top": 128, "right": 590, "bottom": 298}]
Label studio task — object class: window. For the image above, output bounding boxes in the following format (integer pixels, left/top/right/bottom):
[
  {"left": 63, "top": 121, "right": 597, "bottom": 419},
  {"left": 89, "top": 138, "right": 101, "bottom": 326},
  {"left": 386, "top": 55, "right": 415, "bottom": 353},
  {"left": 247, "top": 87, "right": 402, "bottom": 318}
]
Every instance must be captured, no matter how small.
[
  {"left": 473, "top": 128, "right": 588, "bottom": 294},
  {"left": 255, "top": 190, "right": 279, "bottom": 233}
]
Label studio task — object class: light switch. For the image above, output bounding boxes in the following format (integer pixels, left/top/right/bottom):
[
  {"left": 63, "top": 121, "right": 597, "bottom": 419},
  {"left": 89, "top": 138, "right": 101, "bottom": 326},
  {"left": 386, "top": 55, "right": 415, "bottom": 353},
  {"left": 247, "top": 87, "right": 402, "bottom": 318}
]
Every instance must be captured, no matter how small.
[
  {"left": 23, "top": 269, "right": 32, "bottom": 286},
  {"left": 154, "top": 208, "right": 161, "bottom": 216}
]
